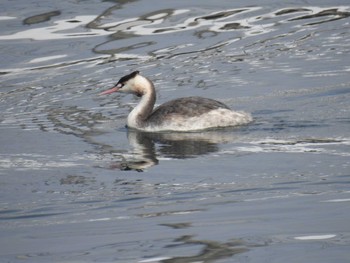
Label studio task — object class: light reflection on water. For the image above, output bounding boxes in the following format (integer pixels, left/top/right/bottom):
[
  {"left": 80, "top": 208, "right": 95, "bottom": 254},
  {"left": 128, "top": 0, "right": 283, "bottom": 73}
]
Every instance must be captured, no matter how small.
[{"left": 0, "top": 1, "right": 350, "bottom": 262}]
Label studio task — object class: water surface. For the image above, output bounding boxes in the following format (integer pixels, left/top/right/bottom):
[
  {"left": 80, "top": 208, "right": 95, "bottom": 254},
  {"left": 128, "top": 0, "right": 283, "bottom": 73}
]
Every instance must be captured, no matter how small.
[{"left": 1, "top": 0, "right": 350, "bottom": 262}]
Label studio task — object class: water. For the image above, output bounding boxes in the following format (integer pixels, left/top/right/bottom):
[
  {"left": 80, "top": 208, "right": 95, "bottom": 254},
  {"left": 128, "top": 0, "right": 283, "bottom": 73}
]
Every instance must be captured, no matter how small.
[{"left": 1, "top": 0, "right": 350, "bottom": 262}]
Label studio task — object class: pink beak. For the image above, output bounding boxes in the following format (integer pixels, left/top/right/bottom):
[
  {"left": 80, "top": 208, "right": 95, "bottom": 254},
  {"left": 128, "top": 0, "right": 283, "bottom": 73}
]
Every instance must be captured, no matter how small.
[{"left": 99, "top": 83, "right": 122, "bottom": 95}]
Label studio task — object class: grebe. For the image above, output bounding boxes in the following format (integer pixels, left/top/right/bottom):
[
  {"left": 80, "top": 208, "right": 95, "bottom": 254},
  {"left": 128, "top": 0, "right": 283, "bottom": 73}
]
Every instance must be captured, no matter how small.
[{"left": 100, "top": 71, "right": 252, "bottom": 132}]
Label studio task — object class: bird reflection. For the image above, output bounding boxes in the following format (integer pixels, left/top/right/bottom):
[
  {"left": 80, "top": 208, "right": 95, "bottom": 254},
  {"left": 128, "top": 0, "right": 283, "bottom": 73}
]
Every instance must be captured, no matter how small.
[
  {"left": 111, "top": 129, "right": 238, "bottom": 172},
  {"left": 161, "top": 235, "right": 249, "bottom": 263}
]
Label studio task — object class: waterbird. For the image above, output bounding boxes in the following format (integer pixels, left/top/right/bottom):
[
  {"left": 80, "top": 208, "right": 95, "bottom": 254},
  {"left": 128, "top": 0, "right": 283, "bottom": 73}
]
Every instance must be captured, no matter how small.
[{"left": 100, "top": 71, "right": 252, "bottom": 132}]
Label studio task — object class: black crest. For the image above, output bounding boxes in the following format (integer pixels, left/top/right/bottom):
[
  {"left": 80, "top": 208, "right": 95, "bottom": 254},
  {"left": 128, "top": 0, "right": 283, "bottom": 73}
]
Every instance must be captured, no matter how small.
[{"left": 117, "top": 71, "right": 140, "bottom": 85}]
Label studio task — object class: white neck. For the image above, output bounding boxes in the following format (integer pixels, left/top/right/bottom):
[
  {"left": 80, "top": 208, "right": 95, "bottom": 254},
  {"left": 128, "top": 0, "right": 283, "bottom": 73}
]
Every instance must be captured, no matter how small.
[{"left": 127, "top": 76, "right": 156, "bottom": 129}]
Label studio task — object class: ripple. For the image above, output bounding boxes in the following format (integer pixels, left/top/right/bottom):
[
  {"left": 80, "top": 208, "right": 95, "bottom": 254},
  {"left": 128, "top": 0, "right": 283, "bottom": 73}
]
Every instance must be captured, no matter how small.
[
  {"left": 0, "top": 15, "right": 109, "bottom": 40},
  {"left": 224, "top": 137, "right": 350, "bottom": 156},
  {"left": 1, "top": 4, "right": 349, "bottom": 160},
  {"left": 1, "top": 3, "right": 349, "bottom": 263},
  {"left": 288, "top": 7, "right": 350, "bottom": 26},
  {"left": 0, "top": 153, "right": 97, "bottom": 171}
]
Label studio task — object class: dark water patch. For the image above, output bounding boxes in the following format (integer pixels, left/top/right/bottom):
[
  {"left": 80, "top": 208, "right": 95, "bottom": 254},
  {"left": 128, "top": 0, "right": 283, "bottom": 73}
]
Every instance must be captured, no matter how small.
[
  {"left": 275, "top": 8, "right": 311, "bottom": 16},
  {"left": 160, "top": 222, "right": 192, "bottom": 229},
  {"left": 154, "top": 27, "right": 187, "bottom": 34},
  {"left": 137, "top": 209, "right": 205, "bottom": 218},
  {"left": 273, "top": 180, "right": 309, "bottom": 185},
  {"left": 220, "top": 22, "right": 250, "bottom": 30},
  {"left": 289, "top": 8, "right": 350, "bottom": 26},
  {"left": 260, "top": 138, "right": 345, "bottom": 145},
  {"left": 271, "top": 120, "right": 329, "bottom": 131},
  {"left": 70, "top": 199, "right": 106, "bottom": 205},
  {"left": 253, "top": 109, "right": 294, "bottom": 115},
  {"left": 161, "top": 235, "right": 251, "bottom": 263},
  {"left": 29, "top": 56, "right": 107, "bottom": 71},
  {"left": 158, "top": 139, "right": 219, "bottom": 159},
  {"left": 23, "top": 11, "right": 61, "bottom": 25},
  {"left": 0, "top": 209, "right": 22, "bottom": 215},
  {"left": 0, "top": 212, "right": 64, "bottom": 221},
  {"left": 222, "top": 187, "right": 268, "bottom": 194},
  {"left": 159, "top": 190, "right": 212, "bottom": 202},
  {"left": 269, "top": 186, "right": 300, "bottom": 192},
  {"left": 285, "top": 121, "right": 329, "bottom": 129},
  {"left": 335, "top": 174, "right": 350, "bottom": 178},
  {"left": 197, "top": 9, "right": 247, "bottom": 21},
  {"left": 88, "top": 200, "right": 149, "bottom": 212},
  {"left": 66, "top": 19, "right": 82, "bottom": 23},
  {"left": 93, "top": 39, "right": 156, "bottom": 55},
  {"left": 308, "top": 180, "right": 350, "bottom": 186}
]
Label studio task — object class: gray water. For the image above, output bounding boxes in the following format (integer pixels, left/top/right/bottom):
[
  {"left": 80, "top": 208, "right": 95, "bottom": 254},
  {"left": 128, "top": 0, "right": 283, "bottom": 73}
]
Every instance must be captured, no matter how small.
[{"left": 1, "top": 0, "right": 350, "bottom": 262}]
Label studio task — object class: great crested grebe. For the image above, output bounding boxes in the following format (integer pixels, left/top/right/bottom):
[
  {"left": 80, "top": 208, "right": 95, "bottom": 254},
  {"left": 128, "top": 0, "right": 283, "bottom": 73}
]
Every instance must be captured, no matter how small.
[{"left": 100, "top": 71, "right": 252, "bottom": 132}]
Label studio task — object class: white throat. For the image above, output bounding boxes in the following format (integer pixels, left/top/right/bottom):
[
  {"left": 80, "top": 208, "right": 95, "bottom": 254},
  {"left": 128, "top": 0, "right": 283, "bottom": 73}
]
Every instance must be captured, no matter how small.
[{"left": 126, "top": 75, "right": 156, "bottom": 129}]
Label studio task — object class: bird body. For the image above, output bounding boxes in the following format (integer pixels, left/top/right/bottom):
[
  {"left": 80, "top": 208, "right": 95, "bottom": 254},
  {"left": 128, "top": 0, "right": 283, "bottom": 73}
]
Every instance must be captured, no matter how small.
[{"left": 100, "top": 71, "right": 252, "bottom": 132}]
